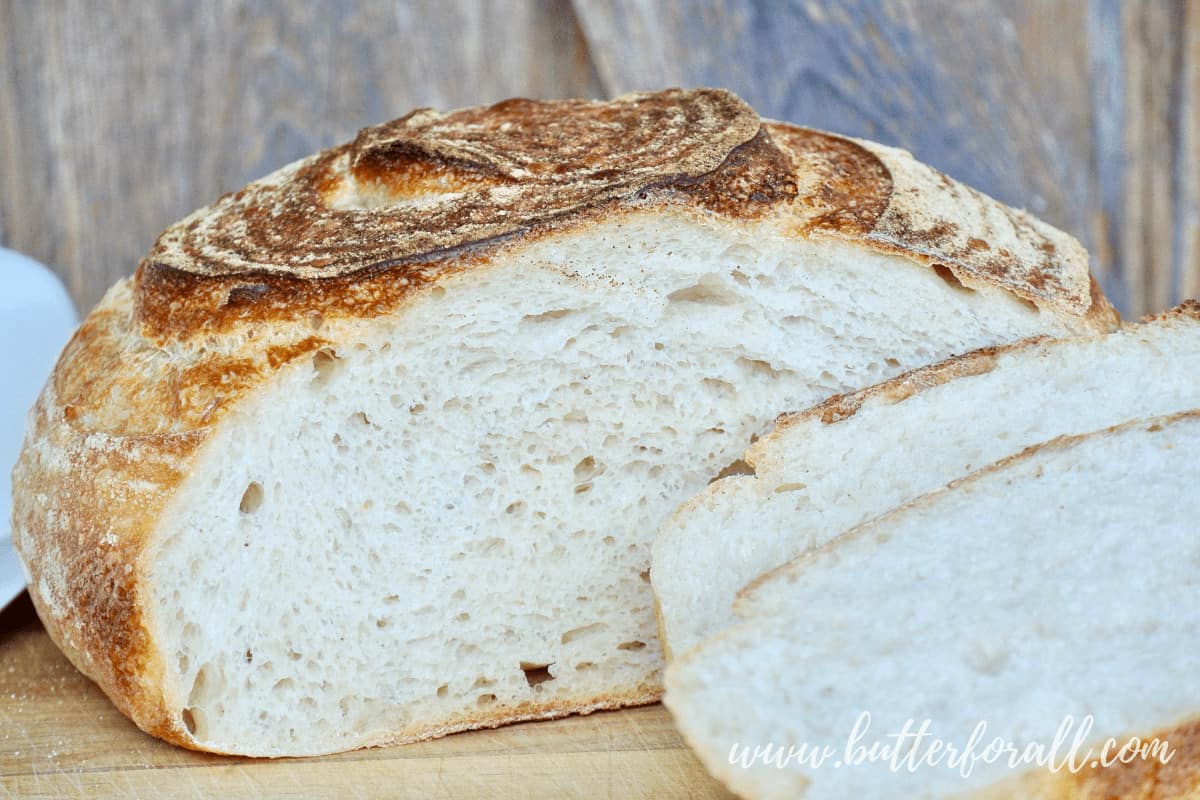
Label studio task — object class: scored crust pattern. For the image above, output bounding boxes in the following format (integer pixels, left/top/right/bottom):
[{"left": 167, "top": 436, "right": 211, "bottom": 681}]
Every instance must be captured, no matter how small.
[{"left": 148, "top": 88, "right": 782, "bottom": 279}]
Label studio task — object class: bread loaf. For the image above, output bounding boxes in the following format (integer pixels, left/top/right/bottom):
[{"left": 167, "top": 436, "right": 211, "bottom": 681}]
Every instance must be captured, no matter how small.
[
  {"left": 664, "top": 412, "right": 1200, "bottom": 800},
  {"left": 11, "top": 88, "right": 1115, "bottom": 756},
  {"left": 653, "top": 302, "right": 1200, "bottom": 659}
]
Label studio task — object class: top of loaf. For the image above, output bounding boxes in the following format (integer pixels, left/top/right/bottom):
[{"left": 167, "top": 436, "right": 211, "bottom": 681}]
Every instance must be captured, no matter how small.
[
  {"left": 139, "top": 87, "right": 1114, "bottom": 339},
  {"left": 148, "top": 88, "right": 791, "bottom": 279}
]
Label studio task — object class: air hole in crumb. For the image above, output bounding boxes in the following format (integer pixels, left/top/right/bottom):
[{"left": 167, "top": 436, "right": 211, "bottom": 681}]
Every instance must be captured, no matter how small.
[
  {"left": 617, "top": 640, "right": 646, "bottom": 651},
  {"left": 273, "top": 678, "right": 294, "bottom": 691},
  {"left": 639, "top": 569, "right": 651, "bottom": 584},
  {"left": 602, "top": 535, "right": 615, "bottom": 546},
  {"left": 437, "top": 684, "right": 448, "bottom": 698},
  {"left": 351, "top": 411, "right": 372, "bottom": 427},
  {"left": 430, "top": 286, "right": 446, "bottom": 299},
  {"left": 737, "top": 356, "right": 784, "bottom": 380},
  {"left": 562, "top": 622, "right": 607, "bottom": 644},
  {"left": 885, "top": 357, "right": 901, "bottom": 368},
  {"left": 931, "top": 263, "right": 975, "bottom": 293},
  {"left": 182, "top": 708, "right": 197, "bottom": 735},
  {"left": 376, "top": 617, "right": 391, "bottom": 628},
  {"left": 472, "top": 677, "right": 495, "bottom": 689},
  {"left": 574, "top": 456, "right": 601, "bottom": 481},
  {"left": 477, "top": 693, "right": 497, "bottom": 707},
  {"left": 575, "top": 662, "right": 596, "bottom": 671},
  {"left": 773, "top": 483, "right": 808, "bottom": 493},
  {"left": 505, "top": 501, "right": 525, "bottom": 515},
  {"left": 667, "top": 275, "right": 740, "bottom": 306},
  {"left": 711, "top": 459, "right": 755, "bottom": 483},
  {"left": 522, "top": 308, "right": 574, "bottom": 323},
  {"left": 239, "top": 482, "right": 264, "bottom": 514},
  {"left": 702, "top": 377, "right": 737, "bottom": 398},
  {"left": 455, "top": 612, "right": 470, "bottom": 622},
  {"left": 520, "top": 663, "right": 555, "bottom": 688},
  {"left": 311, "top": 348, "right": 340, "bottom": 387},
  {"left": 244, "top": 649, "right": 253, "bottom": 663}
]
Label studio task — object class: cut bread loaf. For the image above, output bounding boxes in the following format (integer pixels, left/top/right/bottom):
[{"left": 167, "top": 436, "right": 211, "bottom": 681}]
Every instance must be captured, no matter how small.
[
  {"left": 11, "top": 89, "right": 1116, "bottom": 756},
  {"left": 653, "top": 301, "right": 1200, "bottom": 659},
  {"left": 664, "top": 412, "right": 1200, "bottom": 800}
]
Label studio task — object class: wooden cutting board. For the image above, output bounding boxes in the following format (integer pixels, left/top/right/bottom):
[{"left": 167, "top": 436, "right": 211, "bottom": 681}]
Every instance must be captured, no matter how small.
[{"left": 0, "top": 594, "right": 733, "bottom": 799}]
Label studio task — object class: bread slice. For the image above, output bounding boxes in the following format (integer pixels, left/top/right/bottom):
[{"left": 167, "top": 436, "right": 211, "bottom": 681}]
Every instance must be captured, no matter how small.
[
  {"left": 653, "top": 301, "right": 1200, "bottom": 660},
  {"left": 664, "top": 412, "right": 1200, "bottom": 800},
  {"left": 11, "top": 89, "right": 1115, "bottom": 756}
]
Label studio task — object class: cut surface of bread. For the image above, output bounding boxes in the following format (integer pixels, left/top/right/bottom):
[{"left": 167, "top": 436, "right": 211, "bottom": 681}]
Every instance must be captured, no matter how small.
[
  {"left": 665, "top": 413, "right": 1200, "bottom": 800},
  {"left": 11, "top": 89, "right": 1115, "bottom": 756},
  {"left": 653, "top": 302, "right": 1200, "bottom": 659}
]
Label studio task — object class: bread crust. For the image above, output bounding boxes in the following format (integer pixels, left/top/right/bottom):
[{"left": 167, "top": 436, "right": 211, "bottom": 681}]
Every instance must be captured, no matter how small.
[
  {"left": 1142, "top": 298, "right": 1200, "bottom": 323},
  {"left": 748, "top": 299, "right": 1197, "bottom": 456},
  {"left": 12, "top": 88, "right": 1119, "bottom": 754}
]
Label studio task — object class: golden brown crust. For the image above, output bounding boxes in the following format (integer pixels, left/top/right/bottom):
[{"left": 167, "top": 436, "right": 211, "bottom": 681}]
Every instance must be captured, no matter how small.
[
  {"left": 147, "top": 88, "right": 772, "bottom": 281},
  {"left": 12, "top": 87, "right": 1121, "bottom": 756},
  {"left": 763, "top": 342, "right": 1020, "bottom": 435},
  {"left": 11, "top": 285, "right": 208, "bottom": 742},
  {"left": 139, "top": 92, "right": 1112, "bottom": 347},
  {"left": 772, "top": 124, "right": 1117, "bottom": 330},
  {"left": 133, "top": 127, "right": 796, "bottom": 343},
  {"left": 1142, "top": 298, "right": 1200, "bottom": 324}
]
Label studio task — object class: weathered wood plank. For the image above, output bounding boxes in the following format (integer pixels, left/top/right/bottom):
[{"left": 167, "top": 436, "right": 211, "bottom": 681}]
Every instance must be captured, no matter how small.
[
  {"left": 1118, "top": 1, "right": 1183, "bottom": 316},
  {"left": 0, "top": 0, "right": 604, "bottom": 314},
  {"left": 1177, "top": 0, "right": 1200, "bottom": 303}
]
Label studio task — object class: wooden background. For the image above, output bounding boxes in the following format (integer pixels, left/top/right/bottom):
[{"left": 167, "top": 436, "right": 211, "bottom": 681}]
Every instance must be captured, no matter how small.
[{"left": 0, "top": 0, "right": 1196, "bottom": 320}]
